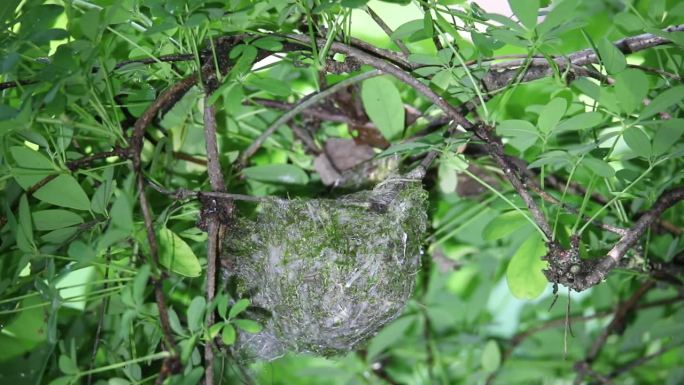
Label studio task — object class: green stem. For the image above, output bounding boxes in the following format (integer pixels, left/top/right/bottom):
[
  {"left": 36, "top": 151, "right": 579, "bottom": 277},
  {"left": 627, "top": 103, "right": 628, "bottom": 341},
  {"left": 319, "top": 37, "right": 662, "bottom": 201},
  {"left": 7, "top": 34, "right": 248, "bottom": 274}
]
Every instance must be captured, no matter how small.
[
  {"left": 77, "top": 351, "right": 171, "bottom": 377},
  {"left": 551, "top": 155, "right": 584, "bottom": 239},
  {"left": 578, "top": 162, "right": 659, "bottom": 235},
  {"left": 462, "top": 168, "right": 549, "bottom": 241}
]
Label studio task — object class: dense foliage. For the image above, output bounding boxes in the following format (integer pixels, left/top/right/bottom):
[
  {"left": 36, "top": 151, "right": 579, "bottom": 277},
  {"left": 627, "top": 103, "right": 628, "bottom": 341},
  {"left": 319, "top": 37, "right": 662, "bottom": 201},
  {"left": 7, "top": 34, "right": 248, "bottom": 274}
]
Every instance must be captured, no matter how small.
[{"left": 1, "top": 0, "right": 683, "bottom": 384}]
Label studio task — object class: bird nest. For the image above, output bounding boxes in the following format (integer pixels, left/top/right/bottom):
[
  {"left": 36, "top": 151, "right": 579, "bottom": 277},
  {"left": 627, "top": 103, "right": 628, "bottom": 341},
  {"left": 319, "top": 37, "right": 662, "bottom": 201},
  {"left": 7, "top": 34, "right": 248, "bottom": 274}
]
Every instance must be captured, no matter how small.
[{"left": 221, "top": 170, "right": 428, "bottom": 360}]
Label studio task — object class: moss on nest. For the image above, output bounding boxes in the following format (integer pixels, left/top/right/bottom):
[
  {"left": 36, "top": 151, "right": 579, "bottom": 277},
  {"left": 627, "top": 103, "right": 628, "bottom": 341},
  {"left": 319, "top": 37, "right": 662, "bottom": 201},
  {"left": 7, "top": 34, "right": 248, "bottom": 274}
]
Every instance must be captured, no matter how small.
[{"left": 222, "top": 173, "right": 428, "bottom": 360}]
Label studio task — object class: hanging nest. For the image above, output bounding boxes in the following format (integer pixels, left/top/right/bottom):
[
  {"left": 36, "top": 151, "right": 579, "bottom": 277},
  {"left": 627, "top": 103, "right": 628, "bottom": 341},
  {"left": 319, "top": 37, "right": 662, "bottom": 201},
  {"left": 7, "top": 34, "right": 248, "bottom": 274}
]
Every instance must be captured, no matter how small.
[{"left": 221, "top": 169, "right": 428, "bottom": 360}]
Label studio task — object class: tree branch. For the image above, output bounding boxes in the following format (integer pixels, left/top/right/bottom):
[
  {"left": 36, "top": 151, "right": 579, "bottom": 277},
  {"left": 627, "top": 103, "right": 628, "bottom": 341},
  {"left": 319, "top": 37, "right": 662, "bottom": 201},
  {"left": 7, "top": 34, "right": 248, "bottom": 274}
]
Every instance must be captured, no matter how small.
[
  {"left": 285, "top": 34, "right": 554, "bottom": 240},
  {"left": 547, "top": 187, "right": 684, "bottom": 292},
  {"left": 482, "top": 25, "right": 684, "bottom": 91}
]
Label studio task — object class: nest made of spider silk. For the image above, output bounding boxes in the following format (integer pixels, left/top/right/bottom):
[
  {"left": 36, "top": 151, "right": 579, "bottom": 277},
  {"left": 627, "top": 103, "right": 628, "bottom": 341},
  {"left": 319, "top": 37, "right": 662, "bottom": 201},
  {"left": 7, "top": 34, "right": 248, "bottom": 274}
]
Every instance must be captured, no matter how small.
[{"left": 221, "top": 171, "right": 428, "bottom": 361}]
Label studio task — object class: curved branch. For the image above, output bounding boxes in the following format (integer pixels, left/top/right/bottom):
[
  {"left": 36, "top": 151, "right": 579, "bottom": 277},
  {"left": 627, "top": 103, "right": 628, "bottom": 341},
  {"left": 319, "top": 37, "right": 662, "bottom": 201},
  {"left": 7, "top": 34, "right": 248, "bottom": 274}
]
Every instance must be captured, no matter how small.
[
  {"left": 238, "top": 69, "right": 383, "bottom": 165},
  {"left": 549, "top": 187, "right": 684, "bottom": 292},
  {"left": 482, "top": 24, "right": 684, "bottom": 91}
]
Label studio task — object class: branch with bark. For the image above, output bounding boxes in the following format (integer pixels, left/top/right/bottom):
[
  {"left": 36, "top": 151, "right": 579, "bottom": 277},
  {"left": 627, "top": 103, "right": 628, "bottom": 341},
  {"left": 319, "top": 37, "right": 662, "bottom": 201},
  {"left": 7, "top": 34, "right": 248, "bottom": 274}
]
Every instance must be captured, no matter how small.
[{"left": 545, "top": 188, "right": 684, "bottom": 292}]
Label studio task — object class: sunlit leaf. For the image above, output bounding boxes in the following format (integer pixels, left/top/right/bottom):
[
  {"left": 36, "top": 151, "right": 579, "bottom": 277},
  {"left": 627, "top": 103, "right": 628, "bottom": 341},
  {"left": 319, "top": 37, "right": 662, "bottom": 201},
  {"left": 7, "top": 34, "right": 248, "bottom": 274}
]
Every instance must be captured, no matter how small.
[
  {"left": 157, "top": 228, "right": 202, "bottom": 277},
  {"left": 229, "top": 298, "right": 250, "bottom": 319},
  {"left": 481, "top": 340, "right": 501, "bottom": 373},
  {"left": 537, "top": 98, "right": 567, "bottom": 133},
  {"left": 506, "top": 234, "right": 548, "bottom": 299},
  {"left": 509, "top": 0, "right": 539, "bottom": 30},
  {"left": 596, "top": 37, "right": 626, "bottom": 75},
  {"left": 232, "top": 319, "right": 262, "bottom": 334},
  {"left": 361, "top": 76, "right": 405, "bottom": 140},
  {"left": 221, "top": 323, "right": 236, "bottom": 345}
]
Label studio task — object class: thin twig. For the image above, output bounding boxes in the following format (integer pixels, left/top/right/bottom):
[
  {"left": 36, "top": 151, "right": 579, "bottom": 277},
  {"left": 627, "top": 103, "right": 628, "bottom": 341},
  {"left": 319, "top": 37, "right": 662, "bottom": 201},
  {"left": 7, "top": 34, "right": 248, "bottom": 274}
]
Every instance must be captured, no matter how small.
[
  {"left": 145, "top": 179, "right": 268, "bottom": 202},
  {"left": 238, "top": 69, "right": 383, "bottom": 165},
  {"left": 482, "top": 25, "right": 684, "bottom": 91},
  {"left": 86, "top": 250, "right": 110, "bottom": 385},
  {"left": 484, "top": 295, "right": 684, "bottom": 385},
  {"left": 569, "top": 188, "right": 684, "bottom": 291},
  {"left": 286, "top": 34, "right": 553, "bottom": 239},
  {"left": 627, "top": 64, "right": 682, "bottom": 81},
  {"left": 607, "top": 342, "right": 684, "bottom": 379},
  {"left": 366, "top": 6, "right": 410, "bottom": 57},
  {"left": 573, "top": 281, "right": 655, "bottom": 385}
]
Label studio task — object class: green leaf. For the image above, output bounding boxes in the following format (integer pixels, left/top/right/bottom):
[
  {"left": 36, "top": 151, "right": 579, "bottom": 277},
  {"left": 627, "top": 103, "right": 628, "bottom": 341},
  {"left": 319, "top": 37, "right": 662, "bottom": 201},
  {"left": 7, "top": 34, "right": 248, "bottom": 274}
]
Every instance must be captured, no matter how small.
[
  {"left": 48, "top": 376, "right": 74, "bottom": 385},
  {"left": 91, "top": 167, "right": 114, "bottom": 214},
  {"left": 537, "top": 0, "right": 578, "bottom": 36},
  {"left": 187, "top": 296, "right": 206, "bottom": 333},
  {"left": 42, "top": 227, "right": 78, "bottom": 244},
  {"left": 228, "top": 45, "right": 257, "bottom": 78},
  {"left": 32, "top": 210, "right": 83, "bottom": 231},
  {"left": 132, "top": 265, "right": 150, "bottom": 306},
  {"left": 221, "top": 323, "right": 236, "bottom": 345},
  {"left": 232, "top": 319, "right": 262, "bottom": 334},
  {"left": 208, "top": 323, "right": 223, "bottom": 339},
  {"left": 596, "top": 37, "right": 626, "bottom": 75},
  {"left": 367, "top": 315, "right": 415, "bottom": 360},
  {"left": 58, "top": 355, "right": 78, "bottom": 375},
  {"left": 79, "top": 9, "right": 101, "bottom": 41},
  {"left": 110, "top": 194, "right": 133, "bottom": 231},
  {"left": 228, "top": 298, "right": 250, "bottom": 319},
  {"left": 242, "top": 164, "right": 309, "bottom": 185},
  {"left": 537, "top": 98, "right": 567, "bottom": 133},
  {"left": 10, "top": 146, "right": 54, "bottom": 189},
  {"left": 497, "top": 120, "right": 539, "bottom": 152},
  {"left": 422, "top": 10, "right": 434, "bottom": 38},
  {"left": 489, "top": 28, "right": 528, "bottom": 47},
  {"left": 361, "top": 76, "right": 405, "bottom": 140},
  {"left": 481, "top": 340, "right": 501, "bottom": 373},
  {"left": 506, "top": 234, "right": 548, "bottom": 299},
  {"left": 33, "top": 175, "right": 91, "bottom": 211},
  {"left": 444, "top": 153, "right": 468, "bottom": 172},
  {"left": 337, "top": 0, "right": 368, "bottom": 7},
  {"left": 623, "top": 127, "right": 652, "bottom": 158},
  {"left": 614, "top": 68, "right": 649, "bottom": 114},
  {"left": 438, "top": 160, "right": 457, "bottom": 193},
  {"left": 555, "top": 111, "right": 604, "bottom": 133},
  {"left": 431, "top": 69, "right": 452, "bottom": 90},
  {"left": 217, "top": 294, "right": 229, "bottom": 319},
  {"left": 582, "top": 157, "right": 615, "bottom": 178},
  {"left": 407, "top": 53, "right": 442, "bottom": 66},
  {"left": 378, "top": 142, "right": 431, "bottom": 158},
  {"left": 158, "top": 228, "right": 202, "bottom": 277},
  {"left": 252, "top": 37, "right": 283, "bottom": 51},
  {"left": 483, "top": 211, "right": 531, "bottom": 241},
  {"left": 652, "top": 119, "right": 684, "bottom": 156},
  {"left": 246, "top": 77, "right": 291, "bottom": 97},
  {"left": 168, "top": 308, "right": 185, "bottom": 336},
  {"left": 17, "top": 195, "right": 34, "bottom": 253},
  {"left": 528, "top": 150, "right": 573, "bottom": 169},
  {"left": 391, "top": 20, "right": 424, "bottom": 41},
  {"left": 509, "top": 0, "right": 539, "bottom": 30},
  {"left": 639, "top": 85, "right": 684, "bottom": 121}
]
